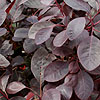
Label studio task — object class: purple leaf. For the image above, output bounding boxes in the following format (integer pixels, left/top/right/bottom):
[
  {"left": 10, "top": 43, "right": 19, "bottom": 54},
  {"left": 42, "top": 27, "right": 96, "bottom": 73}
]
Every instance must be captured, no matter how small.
[
  {"left": 42, "top": 89, "right": 61, "bottom": 100},
  {"left": 66, "top": 17, "right": 86, "bottom": 40},
  {"left": 64, "top": 74, "right": 78, "bottom": 87},
  {"left": 23, "top": 38, "right": 38, "bottom": 54},
  {"left": 26, "top": 16, "right": 38, "bottom": 24},
  {"left": 11, "top": 56, "right": 24, "bottom": 67},
  {"left": 35, "top": 27, "right": 53, "bottom": 45},
  {"left": 44, "top": 61, "right": 69, "bottom": 82},
  {"left": 24, "top": 0, "right": 46, "bottom": 9},
  {"left": 69, "top": 61, "right": 80, "bottom": 74},
  {"left": 68, "top": 29, "right": 89, "bottom": 48},
  {"left": 28, "top": 21, "right": 54, "bottom": 39},
  {"left": 14, "top": 28, "right": 29, "bottom": 38},
  {"left": 74, "top": 71, "right": 94, "bottom": 100},
  {"left": 0, "top": 0, "right": 7, "bottom": 10},
  {"left": 31, "top": 47, "right": 56, "bottom": 83},
  {"left": 0, "top": 10, "right": 7, "bottom": 26},
  {"left": 0, "top": 75, "right": 10, "bottom": 92},
  {"left": 53, "top": 45, "right": 73, "bottom": 57},
  {"left": 53, "top": 30, "right": 68, "bottom": 47},
  {"left": 41, "top": 0, "right": 53, "bottom": 5},
  {"left": 77, "top": 36, "right": 100, "bottom": 71},
  {"left": 6, "top": 82, "right": 26, "bottom": 94},
  {"left": 56, "top": 84, "right": 73, "bottom": 100},
  {"left": 0, "top": 28, "right": 7, "bottom": 37},
  {"left": 0, "top": 54, "right": 10, "bottom": 67},
  {"left": 64, "top": 0, "right": 90, "bottom": 12}
]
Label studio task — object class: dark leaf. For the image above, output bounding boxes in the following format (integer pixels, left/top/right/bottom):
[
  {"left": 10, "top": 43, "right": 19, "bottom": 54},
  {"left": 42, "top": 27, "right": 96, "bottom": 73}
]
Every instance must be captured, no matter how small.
[
  {"left": 10, "top": 96, "right": 26, "bottom": 100},
  {"left": 11, "top": 56, "right": 24, "bottom": 67},
  {"left": 74, "top": 71, "right": 94, "bottom": 100},
  {"left": 77, "top": 36, "right": 100, "bottom": 71},
  {"left": 66, "top": 17, "right": 86, "bottom": 40},
  {"left": 6, "top": 82, "right": 26, "bottom": 94},
  {"left": 44, "top": 61, "right": 69, "bottom": 82},
  {"left": 42, "top": 89, "right": 61, "bottom": 100}
]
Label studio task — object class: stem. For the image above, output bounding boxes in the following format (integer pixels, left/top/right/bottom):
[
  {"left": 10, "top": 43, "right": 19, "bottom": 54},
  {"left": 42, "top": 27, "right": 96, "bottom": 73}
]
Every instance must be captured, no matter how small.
[
  {"left": 54, "top": 0, "right": 64, "bottom": 16},
  {"left": 94, "top": 20, "right": 100, "bottom": 25},
  {"left": 27, "top": 87, "right": 41, "bottom": 100},
  {"left": 0, "top": 90, "right": 9, "bottom": 100},
  {"left": 40, "top": 70, "right": 42, "bottom": 98}
]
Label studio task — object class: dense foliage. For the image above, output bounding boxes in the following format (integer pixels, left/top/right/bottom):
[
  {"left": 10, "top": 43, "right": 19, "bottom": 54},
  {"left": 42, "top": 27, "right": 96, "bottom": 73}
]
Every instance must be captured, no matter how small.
[{"left": 0, "top": 0, "right": 100, "bottom": 100}]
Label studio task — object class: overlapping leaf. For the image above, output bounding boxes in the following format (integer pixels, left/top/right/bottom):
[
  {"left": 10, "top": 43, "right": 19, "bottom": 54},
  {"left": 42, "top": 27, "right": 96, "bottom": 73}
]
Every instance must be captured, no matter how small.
[{"left": 78, "top": 36, "right": 100, "bottom": 71}]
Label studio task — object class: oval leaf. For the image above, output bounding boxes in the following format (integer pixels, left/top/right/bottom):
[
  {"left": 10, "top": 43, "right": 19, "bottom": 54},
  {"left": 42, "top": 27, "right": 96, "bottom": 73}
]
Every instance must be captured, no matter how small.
[
  {"left": 14, "top": 28, "right": 29, "bottom": 38},
  {"left": 77, "top": 36, "right": 100, "bottom": 71},
  {"left": 56, "top": 84, "right": 73, "bottom": 100},
  {"left": 74, "top": 71, "right": 94, "bottom": 100},
  {"left": 0, "top": 54, "right": 10, "bottom": 67},
  {"left": 31, "top": 47, "right": 55, "bottom": 83},
  {"left": 0, "top": 28, "right": 7, "bottom": 37},
  {"left": 28, "top": 21, "right": 54, "bottom": 39},
  {"left": 42, "top": 89, "right": 61, "bottom": 100},
  {"left": 35, "top": 27, "right": 53, "bottom": 45},
  {"left": 64, "top": 0, "right": 90, "bottom": 12},
  {"left": 41, "top": 0, "right": 53, "bottom": 5},
  {"left": 44, "top": 61, "right": 69, "bottom": 82},
  {"left": 0, "top": 10, "right": 7, "bottom": 26},
  {"left": 53, "top": 30, "right": 68, "bottom": 47},
  {"left": 66, "top": 17, "right": 86, "bottom": 40},
  {"left": 6, "top": 82, "right": 26, "bottom": 94}
]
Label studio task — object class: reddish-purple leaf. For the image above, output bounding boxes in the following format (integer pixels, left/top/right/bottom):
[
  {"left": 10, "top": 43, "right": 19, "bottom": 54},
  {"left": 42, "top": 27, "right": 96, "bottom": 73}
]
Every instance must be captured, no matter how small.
[
  {"left": 53, "top": 45, "right": 73, "bottom": 57},
  {"left": 64, "top": 74, "right": 78, "bottom": 87},
  {"left": 56, "top": 84, "right": 73, "bottom": 100},
  {"left": 0, "top": 10, "right": 7, "bottom": 26},
  {"left": 69, "top": 61, "right": 80, "bottom": 74},
  {"left": 44, "top": 61, "right": 69, "bottom": 82},
  {"left": 53, "top": 30, "right": 68, "bottom": 47},
  {"left": 77, "top": 36, "right": 100, "bottom": 71},
  {"left": 0, "top": 75, "right": 10, "bottom": 92},
  {"left": 64, "top": 0, "right": 90, "bottom": 12},
  {"left": 42, "top": 89, "right": 61, "bottom": 100},
  {"left": 6, "top": 82, "right": 26, "bottom": 94},
  {"left": 74, "top": 71, "right": 94, "bottom": 100},
  {"left": 31, "top": 47, "right": 56, "bottom": 83},
  {"left": 35, "top": 27, "right": 53, "bottom": 45},
  {"left": 0, "top": 54, "right": 10, "bottom": 67},
  {"left": 66, "top": 17, "right": 86, "bottom": 40},
  {"left": 0, "top": 28, "right": 7, "bottom": 37},
  {"left": 28, "top": 21, "right": 54, "bottom": 39}
]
